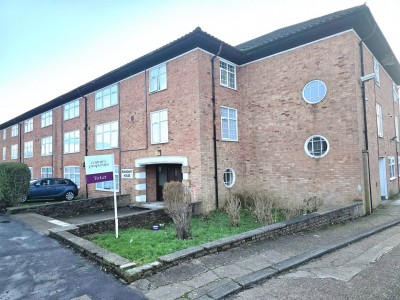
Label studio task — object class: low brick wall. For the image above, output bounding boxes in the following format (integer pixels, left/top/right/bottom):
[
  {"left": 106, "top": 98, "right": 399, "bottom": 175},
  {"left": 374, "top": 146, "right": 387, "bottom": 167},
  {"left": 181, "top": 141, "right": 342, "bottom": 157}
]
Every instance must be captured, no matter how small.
[
  {"left": 49, "top": 201, "right": 363, "bottom": 283},
  {"left": 71, "top": 208, "right": 171, "bottom": 236},
  {"left": 6, "top": 194, "right": 131, "bottom": 217}
]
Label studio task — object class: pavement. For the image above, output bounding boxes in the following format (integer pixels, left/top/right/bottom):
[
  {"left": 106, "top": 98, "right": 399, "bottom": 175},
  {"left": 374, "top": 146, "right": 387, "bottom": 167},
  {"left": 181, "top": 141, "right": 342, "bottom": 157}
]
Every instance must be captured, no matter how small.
[{"left": 6, "top": 200, "right": 400, "bottom": 300}]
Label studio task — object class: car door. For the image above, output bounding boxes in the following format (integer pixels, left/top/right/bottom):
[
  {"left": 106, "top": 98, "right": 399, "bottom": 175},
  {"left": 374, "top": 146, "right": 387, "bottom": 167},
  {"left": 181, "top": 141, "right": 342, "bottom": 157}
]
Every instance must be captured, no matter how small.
[
  {"left": 52, "top": 179, "right": 67, "bottom": 198},
  {"left": 30, "top": 179, "right": 52, "bottom": 199}
]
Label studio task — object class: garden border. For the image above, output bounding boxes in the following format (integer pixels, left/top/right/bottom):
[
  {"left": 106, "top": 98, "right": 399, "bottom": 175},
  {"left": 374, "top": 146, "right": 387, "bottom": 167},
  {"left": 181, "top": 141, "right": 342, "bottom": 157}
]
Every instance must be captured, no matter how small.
[{"left": 49, "top": 201, "right": 363, "bottom": 283}]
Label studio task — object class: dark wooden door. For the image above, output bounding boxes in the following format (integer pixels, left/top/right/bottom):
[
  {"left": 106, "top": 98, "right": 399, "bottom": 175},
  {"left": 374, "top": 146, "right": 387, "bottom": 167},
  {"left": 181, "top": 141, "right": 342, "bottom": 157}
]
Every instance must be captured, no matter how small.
[{"left": 156, "top": 164, "right": 182, "bottom": 200}]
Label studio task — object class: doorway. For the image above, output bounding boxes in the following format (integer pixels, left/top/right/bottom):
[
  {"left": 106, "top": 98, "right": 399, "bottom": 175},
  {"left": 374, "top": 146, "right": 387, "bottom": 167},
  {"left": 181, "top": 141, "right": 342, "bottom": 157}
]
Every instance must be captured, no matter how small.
[
  {"left": 156, "top": 164, "right": 183, "bottom": 200},
  {"left": 379, "top": 157, "right": 388, "bottom": 199}
]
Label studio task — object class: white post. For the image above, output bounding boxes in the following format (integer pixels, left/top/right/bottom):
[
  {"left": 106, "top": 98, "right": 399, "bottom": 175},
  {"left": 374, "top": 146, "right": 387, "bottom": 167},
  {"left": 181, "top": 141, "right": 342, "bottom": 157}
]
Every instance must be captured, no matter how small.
[{"left": 112, "top": 154, "right": 119, "bottom": 238}]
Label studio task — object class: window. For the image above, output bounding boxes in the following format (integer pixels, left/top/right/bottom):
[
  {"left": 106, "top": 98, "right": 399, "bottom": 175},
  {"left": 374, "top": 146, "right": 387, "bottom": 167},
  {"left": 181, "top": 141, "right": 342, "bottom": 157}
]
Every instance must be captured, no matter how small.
[
  {"left": 11, "top": 124, "right": 18, "bottom": 137},
  {"left": 376, "top": 104, "right": 383, "bottom": 137},
  {"left": 41, "top": 136, "right": 52, "bottom": 156},
  {"left": 395, "top": 116, "right": 399, "bottom": 142},
  {"left": 150, "top": 109, "right": 168, "bottom": 144},
  {"left": 24, "top": 141, "right": 33, "bottom": 158},
  {"left": 223, "top": 168, "right": 236, "bottom": 188},
  {"left": 64, "top": 130, "right": 80, "bottom": 154},
  {"left": 305, "top": 135, "right": 329, "bottom": 158},
  {"left": 11, "top": 144, "right": 18, "bottom": 160},
  {"left": 149, "top": 64, "right": 167, "bottom": 93},
  {"left": 96, "top": 165, "right": 119, "bottom": 191},
  {"left": 389, "top": 157, "right": 396, "bottom": 180},
  {"left": 95, "top": 84, "right": 118, "bottom": 111},
  {"left": 2, "top": 147, "right": 6, "bottom": 160},
  {"left": 221, "top": 106, "right": 238, "bottom": 141},
  {"left": 2, "top": 129, "right": 6, "bottom": 140},
  {"left": 64, "top": 99, "right": 80, "bottom": 120},
  {"left": 64, "top": 166, "right": 80, "bottom": 188},
  {"left": 220, "top": 60, "right": 236, "bottom": 89},
  {"left": 41, "top": 166, "right": 53, "bottom": 178},
  {"left": 41, "top": 110, "right": 52, "bottom": 127},
  {"left": 28, "top": 167, "right": 33, "bottom": 179},
  {"left": 393, "top": 82, "right": 399, "bottom": 103},
  {"left": 374, "top": 58, "right": 380, "bottom": 86},
  {"left": 302, "top": 80, "right": 327, "bottom": 104},
  {"left": 95, "top": 121, "right": 118, "bottom": 150},
  {"left": 24, "top": 118, "right": 33, "bottom": 133},
  {"left": 398, "top": 157, "right": 400, "bottom": 178}
]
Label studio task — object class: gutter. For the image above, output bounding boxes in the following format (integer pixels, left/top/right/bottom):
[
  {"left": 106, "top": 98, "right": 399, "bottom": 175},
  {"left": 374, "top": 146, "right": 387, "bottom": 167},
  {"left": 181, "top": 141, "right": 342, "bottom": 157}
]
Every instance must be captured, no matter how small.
[{"left": 211, "top": 43, "right": 223, "bottom": 209}]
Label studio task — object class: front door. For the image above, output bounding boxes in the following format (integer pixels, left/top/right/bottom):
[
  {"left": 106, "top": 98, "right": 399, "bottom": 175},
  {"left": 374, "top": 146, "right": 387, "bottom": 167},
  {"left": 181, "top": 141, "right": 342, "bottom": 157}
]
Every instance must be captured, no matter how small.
[
  {"left": 379, "top": 157, "right": 388, "bottom": 199},
  {"left": 156, "top": 164, "right": 182, "bottom": 200}
]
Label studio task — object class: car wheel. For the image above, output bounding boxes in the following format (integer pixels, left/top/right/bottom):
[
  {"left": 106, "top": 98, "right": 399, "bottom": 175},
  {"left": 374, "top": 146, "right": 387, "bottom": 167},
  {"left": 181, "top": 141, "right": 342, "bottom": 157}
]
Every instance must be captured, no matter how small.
[
  {"left": 19, "top": 195, "right": 28, "bottom": 203},
  {"left": 64, "top": 191, "right": 75, "bottom": 201}
]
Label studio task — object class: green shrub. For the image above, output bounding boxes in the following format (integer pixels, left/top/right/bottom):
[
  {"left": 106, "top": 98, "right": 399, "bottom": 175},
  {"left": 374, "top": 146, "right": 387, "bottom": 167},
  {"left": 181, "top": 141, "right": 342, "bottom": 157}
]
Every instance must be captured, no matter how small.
[{"left": 0, "top": 162, "right": 31, "bottom": 209}]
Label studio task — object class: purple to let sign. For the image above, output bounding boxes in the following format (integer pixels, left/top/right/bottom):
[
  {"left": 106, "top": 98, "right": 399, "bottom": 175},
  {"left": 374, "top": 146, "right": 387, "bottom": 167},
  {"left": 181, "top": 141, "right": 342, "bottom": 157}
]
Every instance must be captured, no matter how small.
[{"left": 86, "top": 171, "right": 114, "bottom": 184}]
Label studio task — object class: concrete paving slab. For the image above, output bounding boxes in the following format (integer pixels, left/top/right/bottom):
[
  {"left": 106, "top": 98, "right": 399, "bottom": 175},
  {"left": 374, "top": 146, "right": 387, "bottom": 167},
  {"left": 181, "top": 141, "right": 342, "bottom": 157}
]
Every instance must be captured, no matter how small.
[{"left": 212, "top": 264, "right": 253, "bottom": 279}]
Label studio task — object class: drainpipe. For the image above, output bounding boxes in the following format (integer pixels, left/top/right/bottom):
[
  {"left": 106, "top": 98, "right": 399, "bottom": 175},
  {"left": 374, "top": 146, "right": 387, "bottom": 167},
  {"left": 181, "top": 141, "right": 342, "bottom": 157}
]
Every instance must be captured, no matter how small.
[
  {"left": 359, "top": 40, "right": 373, "bottom": 214},
  {"left": 211, "top": 43, "right": 223, "bottom": 209}
]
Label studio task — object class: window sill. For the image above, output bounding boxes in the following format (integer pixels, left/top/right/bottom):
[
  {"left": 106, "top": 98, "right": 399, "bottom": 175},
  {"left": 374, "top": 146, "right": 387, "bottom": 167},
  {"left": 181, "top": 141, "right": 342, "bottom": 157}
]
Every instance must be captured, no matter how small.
[
  {"left": 95, "top": 189, "right": 119, "bottom": 192},
  {"left": 219, "top": 84, "right": 237, "bottom": 91},
  {"left": 95, "top": 147, "right": 119, "bottom": 151},
  {"left": 95, "top": 103, "right": 118, "bottom": 112},
  {"left": 149, "top": 87, "right": 167, "bottom": 95},
  {"left": 390, "top": 177, "right": 396, "bottom": 181},
  {"left": 41, "top": 154, "right": 53, "bottom": 157},
  {"left": 221, "top": 138, "right": 239, "bottom": 142},
  {"left": 64, "top": 116, "right": 80, "bottom": 121},
  {"left": 64, "top": 152, "right": 80, "bottom": 155}
]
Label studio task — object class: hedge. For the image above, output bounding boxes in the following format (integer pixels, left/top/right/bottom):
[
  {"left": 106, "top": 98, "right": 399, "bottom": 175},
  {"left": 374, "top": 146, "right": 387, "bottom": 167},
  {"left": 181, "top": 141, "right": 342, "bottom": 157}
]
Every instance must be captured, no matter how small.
[{"left": 0, "top": 162, "right": 31, "bottom": 209}]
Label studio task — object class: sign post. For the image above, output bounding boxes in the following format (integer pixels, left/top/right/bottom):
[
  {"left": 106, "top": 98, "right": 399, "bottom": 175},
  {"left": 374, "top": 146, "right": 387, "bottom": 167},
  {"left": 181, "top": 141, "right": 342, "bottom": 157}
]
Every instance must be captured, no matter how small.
[{"left": 84, "top": 154, "right": 119, "bottom": 238}]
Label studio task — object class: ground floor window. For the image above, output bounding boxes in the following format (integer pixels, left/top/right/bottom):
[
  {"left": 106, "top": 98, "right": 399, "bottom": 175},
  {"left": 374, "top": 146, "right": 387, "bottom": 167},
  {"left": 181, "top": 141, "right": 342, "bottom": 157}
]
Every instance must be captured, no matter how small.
[
  {"left": 304, "top": 135, "right": 329, "bottom": 158},
  {"left": 223, "top": 168, "right": 236, "bottom": 188},
  {"left": 96, "top": 165, "right": 119, "bottom": 191},
  {"left": 41, "top": 166, "right": 53, "bottom": 178},
  {"left": 389, "top": 157, "right": 396, "bottom": 180},
  {"left": 28, "top": 167, "right": 33, "bottom": 179},
  {"left": 64, "top": 166, "right": 80, "bottom": 188}
]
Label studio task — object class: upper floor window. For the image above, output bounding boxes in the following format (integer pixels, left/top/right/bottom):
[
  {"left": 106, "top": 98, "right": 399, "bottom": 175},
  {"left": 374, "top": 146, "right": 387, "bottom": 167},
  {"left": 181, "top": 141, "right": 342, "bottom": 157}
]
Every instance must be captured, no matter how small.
[
  {"left": 64, "top": 99, "right": 80, "bottom": 120},
  {"left": 149, "top": 64, "right": 167, "bottom": 93},
  {"left": 220, "top": 60, "right": 236, "bottom": 89},
  {"left": 11, "top": 144, "right": 18, "bottom": 160},
  {"left": 374, "top": 58, "right": 380, "bottom": 86},
  {"left": 96, "top": 165, "right": 119, "bottom": 192},
  {"left": 11, "top": 124, "right": 18, "bottom": 137},
  {"left": 221, "top": 106, "right": 238, "bottom": 141},
  {"left": 2, "top": 147, "right": 6, "bottom": 160},
  {"left": 393, "top": 82, "right": 399, "bottom": 103},
  {"left": 41, "top": 166, "right": 53, "bottom": 178},
  {"left": 150, "top": 109, "right": 168, "bottom": 144},
  {"left": 395, "top": 116, "right": 399, "bottom": 142},
  {"left": 95, "top": 121, "right": 118, "bottom": 150},
  {"left": 95, "top": 84, "right": 118, "bottom": 111},
  {"left": 376, "top": 103, "right": 383, "bottom": 137},
  {"left": 302, "top": 80, "right": 327, "bottom": 104},
  {"left": 64, "top": 130, "right": 80, "bottom": 154},
  {"left": 64, "top": 166, "right": 80, "bottom": 188},
  {"left": 41, "top": 136, "right": 52, "bottom": 156},
  {"left": 2, "top": 129, "right": 6, "bottom": 140},
  {"left": 41, "top": 110, "right": 52, "bottom": 128},
  {"left": 304, "top": 135, "right": 329, "bottom": 158},
  {"left": 24, "top": 118, "right": 33, "bottom": 133},
  {"left": 24, "top": 141, "right": 33, "bottom": 158},
  {"left": 389, "top": 157, "right": 396, "bottom": 180}
]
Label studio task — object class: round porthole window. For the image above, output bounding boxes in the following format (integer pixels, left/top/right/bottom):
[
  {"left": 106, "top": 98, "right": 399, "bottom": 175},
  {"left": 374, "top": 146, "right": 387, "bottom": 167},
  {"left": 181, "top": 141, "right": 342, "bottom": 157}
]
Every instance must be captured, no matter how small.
[
  {"left": 223, "top": 168, "right": 236, "bottom": 188},
  {"left": 304, "top": 135, "right": 329, "bottom": 158},
  {"left": 302, "top": 80, "right": 327, "bottom": 104}
]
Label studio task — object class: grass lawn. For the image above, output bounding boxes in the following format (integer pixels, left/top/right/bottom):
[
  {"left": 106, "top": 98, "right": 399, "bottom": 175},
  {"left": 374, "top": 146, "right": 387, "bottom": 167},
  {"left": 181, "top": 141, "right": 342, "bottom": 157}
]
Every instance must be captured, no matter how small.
[{"left": 87, "top": 210, "right": 282, "bottom": 266}]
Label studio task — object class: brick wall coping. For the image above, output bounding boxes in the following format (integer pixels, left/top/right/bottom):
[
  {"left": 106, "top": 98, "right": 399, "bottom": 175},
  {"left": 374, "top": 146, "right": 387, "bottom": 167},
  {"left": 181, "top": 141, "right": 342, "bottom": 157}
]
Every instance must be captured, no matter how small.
[{"left": 49, "top": 201, "right": 363, "bottom": 283}]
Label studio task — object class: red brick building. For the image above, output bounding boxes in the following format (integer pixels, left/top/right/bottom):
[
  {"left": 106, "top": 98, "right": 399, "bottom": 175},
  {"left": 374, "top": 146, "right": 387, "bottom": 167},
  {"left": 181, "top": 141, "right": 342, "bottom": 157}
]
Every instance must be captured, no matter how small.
[{"left": 1, "top": 5, "right": 399, "bottom": 214}]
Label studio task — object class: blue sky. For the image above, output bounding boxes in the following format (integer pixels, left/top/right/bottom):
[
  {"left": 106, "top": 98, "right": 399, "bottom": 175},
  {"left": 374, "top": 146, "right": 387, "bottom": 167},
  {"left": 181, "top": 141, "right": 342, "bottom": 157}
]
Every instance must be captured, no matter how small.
[{"left": 1, "top": 0, "right": 399, "bottom": 124}]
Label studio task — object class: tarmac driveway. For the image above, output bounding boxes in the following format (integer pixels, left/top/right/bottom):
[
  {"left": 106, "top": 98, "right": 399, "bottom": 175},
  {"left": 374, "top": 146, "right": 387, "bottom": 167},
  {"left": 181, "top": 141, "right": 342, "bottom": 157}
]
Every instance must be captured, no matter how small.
[{"left": 0, "top": 212, "right": 146, "bottom": 300}]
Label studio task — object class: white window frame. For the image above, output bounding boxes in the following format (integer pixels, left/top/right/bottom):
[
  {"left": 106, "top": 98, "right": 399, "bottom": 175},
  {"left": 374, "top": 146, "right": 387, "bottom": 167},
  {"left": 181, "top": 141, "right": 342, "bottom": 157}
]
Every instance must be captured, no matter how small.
[
  {"left": 150, "top": 109, "right": 168, "bottom": 144},
  {"left": 302, "top": 80, "right": 328, "bottom": 104},
  {"left": 221, "top": 106, "right": 238, "bottom": 141},
  {"left": 374, "top": 58, "right": 380, "bottom": 86},
  {"left": 2, "top": 146, "right": 6, "bottom": 160},
  {"left": 95, "top": 121, "right": 119, "bottom": 150},
  {"left": 304, "top": 135, "right": 330, "bottom": 158},
  {"left": 393, "top": 82, "right": 399, "bottom": 103},
  {"left": 149, "top": 64, "right": 167, "bottom": 93},
  {"left": 41, "top": 110, "right": 52, "bottom": 128},
  {"left": 41, "top": 166, "right": 53, "bottom": 178},
  {"left": 41, "top": 136, "right": 53, "bottom": 156},
  {"left": 28, "top": 167, "right": 33, "bottom": 180},
  {"left": 220, "top": 59, "right": 237, "bottom": 90},
  {"left": 11, "top": 144, "right": 18, "bottom": 160},
  {"left": 11, "top": 124, "right": 18, "bottom": 137},
  {"left": 2, "top": 129, "right": 6, "bottom": 140},
  {"left": 95, "top": 84, "right": 118, "bottom": 111},
  {"left": 376, "top": 104, "right": 383, "bottom": 137},
  {"left": 64, "top": 166, "right": 80, "bottom": 188},
  {"left": 24, "top": 118, "right": 33, "bottom": 133},
  {"left": 389, "top": 157, "right": 396, "bottom": 180},
  {"left": 24, "top": 141, "right": 33, "bottom": 158},
  {"left": 223, "top": 168, "right": 236, "bottom": 188},
  {"left": 64, "top": 130, "right": 80, "bottom": 154},
  {"left": 395, "top": 116, "right": 399, "bottom": 142},
  {"left": 96, "top": 165, "right": 119, "bottom": 192},
  {"left": 64, "top": 99, "right": 80, "bottom": 120}
]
